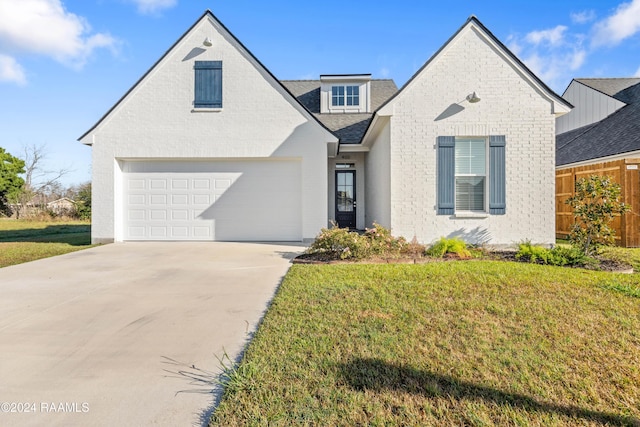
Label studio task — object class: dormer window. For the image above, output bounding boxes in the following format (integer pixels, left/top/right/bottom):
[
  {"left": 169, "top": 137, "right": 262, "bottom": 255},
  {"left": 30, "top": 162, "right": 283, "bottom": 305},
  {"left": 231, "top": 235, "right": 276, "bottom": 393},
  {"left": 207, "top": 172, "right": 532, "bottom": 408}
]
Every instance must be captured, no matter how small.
[
  {"left": 320, "top": 74, "right": 371, "bottom": 114},
  {"left": 332, "top": 85, "right": 359, "bottom": 107}
]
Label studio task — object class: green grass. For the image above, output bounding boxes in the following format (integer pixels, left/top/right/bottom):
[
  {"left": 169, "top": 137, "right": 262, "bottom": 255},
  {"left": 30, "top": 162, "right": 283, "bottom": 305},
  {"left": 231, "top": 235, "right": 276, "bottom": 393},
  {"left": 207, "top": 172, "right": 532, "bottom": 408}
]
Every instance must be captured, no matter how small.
[
  {"left": 211, "top": 262, "right": 640, "bottom": 426},
  {"left": 0, "top": 219, "right": 95, "bottom": 267}
]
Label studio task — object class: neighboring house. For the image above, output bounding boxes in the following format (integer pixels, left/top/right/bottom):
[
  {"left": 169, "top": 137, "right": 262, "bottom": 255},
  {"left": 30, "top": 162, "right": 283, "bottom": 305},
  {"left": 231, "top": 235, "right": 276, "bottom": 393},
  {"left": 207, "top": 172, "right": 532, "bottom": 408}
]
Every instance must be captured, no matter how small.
[
  {"left": 80, "top": 10, "right": 570, "bottom": 245},
  {"left": 556, "top": 78, "right": 640, "bottom": 247},
  {"left": 47, "top": 197, "right": 77, "bottom": 215}
]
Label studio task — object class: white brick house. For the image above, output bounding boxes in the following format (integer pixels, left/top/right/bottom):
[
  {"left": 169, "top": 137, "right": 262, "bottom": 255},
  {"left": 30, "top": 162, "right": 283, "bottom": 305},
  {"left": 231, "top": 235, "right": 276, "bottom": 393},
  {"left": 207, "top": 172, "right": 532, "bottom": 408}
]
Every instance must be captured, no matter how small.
[{"left": 80, "top": 11, "right": 570, "bottom": 245}]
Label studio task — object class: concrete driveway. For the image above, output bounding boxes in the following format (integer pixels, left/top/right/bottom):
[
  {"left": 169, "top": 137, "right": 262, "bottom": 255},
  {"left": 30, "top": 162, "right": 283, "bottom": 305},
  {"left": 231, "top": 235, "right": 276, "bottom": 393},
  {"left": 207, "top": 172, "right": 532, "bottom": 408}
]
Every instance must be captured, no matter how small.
[{"left": 0, "top": 242, "right": 304, "bottom": 426}]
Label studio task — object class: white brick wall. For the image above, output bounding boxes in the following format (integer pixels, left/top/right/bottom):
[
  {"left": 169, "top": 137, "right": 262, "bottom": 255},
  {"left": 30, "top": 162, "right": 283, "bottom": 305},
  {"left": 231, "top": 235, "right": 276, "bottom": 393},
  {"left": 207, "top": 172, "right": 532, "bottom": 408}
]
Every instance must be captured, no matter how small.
[
  {"left": 374, "top": 23, "right": 558, "bottom": 246},
  {"left": 83, "top": 14, "right": 335, "bottom": 243},
  {"left": 364, "top": 120, "right": 391, "bottom": 228}
]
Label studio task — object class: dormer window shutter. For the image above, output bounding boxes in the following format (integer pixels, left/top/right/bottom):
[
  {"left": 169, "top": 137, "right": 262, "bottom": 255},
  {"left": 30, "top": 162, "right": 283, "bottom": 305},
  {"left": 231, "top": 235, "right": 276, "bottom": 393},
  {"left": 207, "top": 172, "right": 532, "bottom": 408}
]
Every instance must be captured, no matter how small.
[{"left": 194, "top": 61, "right": 222, "bottom": 108}]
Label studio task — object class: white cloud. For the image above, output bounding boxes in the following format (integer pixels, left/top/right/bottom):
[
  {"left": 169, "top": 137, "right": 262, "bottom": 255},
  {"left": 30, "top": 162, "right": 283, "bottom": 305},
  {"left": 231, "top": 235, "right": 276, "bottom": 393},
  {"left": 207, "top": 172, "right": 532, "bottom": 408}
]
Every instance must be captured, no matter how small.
[
  {"left": 0, "top": 0, "right": 117, "bottom": 69},
  {"left": 570, "top": 10, "right": 596, "bottom": 24},
  {"left": 130, "top": 0, "right": 177, "bottom": 15},
  {"left": 506, "top": 35, "right": 522, "bottom": 56},
  {"left": 521, "top": 48, "right": 586, "bottom": 89},
  {"left": 0, "top": 54, "right": 26, "bottom": 85},
  {"left": 509, "top": 24, "right": 587, "bottom": 91},
  {"left": 635, "top": 65, "right": 640, "bottom": 77},
  {"left": 592, "top": 0, "right": 640, "bottom": 46},
  {"left": 525, "top": 25, "right": 568, "bottom": 46}
]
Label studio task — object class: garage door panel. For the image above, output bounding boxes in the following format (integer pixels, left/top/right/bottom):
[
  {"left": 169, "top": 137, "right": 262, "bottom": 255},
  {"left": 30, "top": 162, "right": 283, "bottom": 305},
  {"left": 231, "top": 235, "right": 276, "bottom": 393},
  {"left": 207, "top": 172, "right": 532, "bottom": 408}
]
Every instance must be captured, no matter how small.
[
  {"left": 123, "top": 160, "right": 301, "bottom": 241},
  {"left": 171, "top": 179, "right": 188, "bottom": 189}
]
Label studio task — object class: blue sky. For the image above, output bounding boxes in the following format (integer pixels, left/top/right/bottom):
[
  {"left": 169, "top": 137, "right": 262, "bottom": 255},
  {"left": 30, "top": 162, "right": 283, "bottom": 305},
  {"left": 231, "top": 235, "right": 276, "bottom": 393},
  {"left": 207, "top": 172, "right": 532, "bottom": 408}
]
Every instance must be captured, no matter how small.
[{"left": 1, "top": 0, "right": 640, "bottom": 187}]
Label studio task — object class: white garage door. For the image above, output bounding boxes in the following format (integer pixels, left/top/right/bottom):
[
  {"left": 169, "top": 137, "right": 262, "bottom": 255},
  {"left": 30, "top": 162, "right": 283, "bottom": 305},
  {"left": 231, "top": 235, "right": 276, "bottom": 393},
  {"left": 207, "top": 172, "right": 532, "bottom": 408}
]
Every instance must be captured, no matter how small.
[{"left": 122, "top": 160, "right": 302, "bottom": 241}]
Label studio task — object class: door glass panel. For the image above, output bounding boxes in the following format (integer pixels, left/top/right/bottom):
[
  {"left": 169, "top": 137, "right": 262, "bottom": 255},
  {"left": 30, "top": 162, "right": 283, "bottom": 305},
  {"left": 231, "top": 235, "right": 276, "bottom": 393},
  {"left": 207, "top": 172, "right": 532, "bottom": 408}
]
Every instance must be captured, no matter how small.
[{"left": 336, "top": 172, "right": 354, "bottom": 212}]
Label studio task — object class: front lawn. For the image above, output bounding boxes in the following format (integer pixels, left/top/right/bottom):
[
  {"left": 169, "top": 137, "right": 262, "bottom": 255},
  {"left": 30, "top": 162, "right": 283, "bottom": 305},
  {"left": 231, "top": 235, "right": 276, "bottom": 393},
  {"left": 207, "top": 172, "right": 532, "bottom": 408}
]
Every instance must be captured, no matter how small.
[
  {"left": 211, "top": 262, "right": 640, "bottom": 426},
  {"left": 0, "top": 219, "right": 94, "bottom": 268}
]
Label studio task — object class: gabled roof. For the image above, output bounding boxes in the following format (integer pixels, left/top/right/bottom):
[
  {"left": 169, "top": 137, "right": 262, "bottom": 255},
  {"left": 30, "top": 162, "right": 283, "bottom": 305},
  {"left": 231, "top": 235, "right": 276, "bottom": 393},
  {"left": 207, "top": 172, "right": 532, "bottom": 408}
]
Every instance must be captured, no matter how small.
[
  {"left": 282, "top": 79, "right": 397, "bottom": 143},
  {"left": 47, "top": 197, "right": 76, "bottom": 206},
  {"left": 79, "top": 10, "right": 337, "bottom": 145},
  {"left": 556, "top": 81, "right": 640, "bottom": 166},
  {"left": 362, "top": 16, "right": 572, "bottom": 144},
  {"left": 573, "top": 78, "right": 640, "bottom": 99},
  {"left": 382, "top": 17, "right": 569, "bottom": 114}
]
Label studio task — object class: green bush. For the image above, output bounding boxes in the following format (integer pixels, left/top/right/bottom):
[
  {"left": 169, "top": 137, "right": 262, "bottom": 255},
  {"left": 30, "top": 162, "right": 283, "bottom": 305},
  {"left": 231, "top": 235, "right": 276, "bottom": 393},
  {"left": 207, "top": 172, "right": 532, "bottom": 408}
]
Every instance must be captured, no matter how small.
[
  {"left": 426, "top": 237, "right": 472, "bottom": 259},
  {"left": 516, "top": 241, "right": 595, "bottom": 267}
]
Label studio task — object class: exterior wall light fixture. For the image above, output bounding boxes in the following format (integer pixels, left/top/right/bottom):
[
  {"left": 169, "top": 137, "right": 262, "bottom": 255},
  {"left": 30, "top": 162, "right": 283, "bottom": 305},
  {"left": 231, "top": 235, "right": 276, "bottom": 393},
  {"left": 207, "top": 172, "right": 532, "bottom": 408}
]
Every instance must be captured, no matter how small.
[{"left": 466, "top": 92, "right": 481, "bottom": 103}]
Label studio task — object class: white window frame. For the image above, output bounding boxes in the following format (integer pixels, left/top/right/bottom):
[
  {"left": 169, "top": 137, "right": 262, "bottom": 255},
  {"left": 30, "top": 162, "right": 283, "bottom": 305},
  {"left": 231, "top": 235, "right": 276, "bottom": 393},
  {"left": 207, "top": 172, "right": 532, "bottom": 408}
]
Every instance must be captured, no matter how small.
[
  {"left": 330, "top": 85, "right": 360, "bottom": 108},
  {"left": 454, "top": 137, "right": 488, "bottom": 214}
]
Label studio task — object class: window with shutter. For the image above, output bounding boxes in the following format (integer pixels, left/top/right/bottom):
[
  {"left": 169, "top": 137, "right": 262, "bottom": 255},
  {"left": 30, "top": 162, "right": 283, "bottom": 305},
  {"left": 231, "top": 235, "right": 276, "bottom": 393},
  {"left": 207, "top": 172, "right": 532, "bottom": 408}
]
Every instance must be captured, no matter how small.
[
  {"left": 436, "top": 135, "right": 506, "bottom": 215},
  {"left": 194, "top": 61, "right": 222, "bottom": 108}
]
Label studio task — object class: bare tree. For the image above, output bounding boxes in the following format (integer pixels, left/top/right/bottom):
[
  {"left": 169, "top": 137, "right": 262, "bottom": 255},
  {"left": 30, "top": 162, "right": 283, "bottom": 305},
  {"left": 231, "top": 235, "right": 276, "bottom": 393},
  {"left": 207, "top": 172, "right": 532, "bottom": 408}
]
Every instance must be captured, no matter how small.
[{"left": 13, "top": 144, "right": 72, "bottom": 218}]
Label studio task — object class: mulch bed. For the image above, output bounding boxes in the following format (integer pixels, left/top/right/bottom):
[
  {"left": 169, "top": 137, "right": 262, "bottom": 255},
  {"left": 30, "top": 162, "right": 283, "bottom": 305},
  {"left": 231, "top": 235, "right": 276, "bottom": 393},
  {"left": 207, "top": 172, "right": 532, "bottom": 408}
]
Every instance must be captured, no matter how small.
[{"left": 293, "top": 251, "right": 634, "bottom": 273}]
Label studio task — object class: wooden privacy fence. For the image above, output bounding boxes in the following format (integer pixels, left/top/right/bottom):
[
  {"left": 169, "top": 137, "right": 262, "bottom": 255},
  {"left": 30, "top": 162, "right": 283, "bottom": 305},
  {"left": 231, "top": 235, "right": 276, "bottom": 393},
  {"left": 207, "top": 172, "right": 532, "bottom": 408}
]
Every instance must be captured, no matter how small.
[{"left": 556, "top": 158, "right": 640, "bottom": 247}]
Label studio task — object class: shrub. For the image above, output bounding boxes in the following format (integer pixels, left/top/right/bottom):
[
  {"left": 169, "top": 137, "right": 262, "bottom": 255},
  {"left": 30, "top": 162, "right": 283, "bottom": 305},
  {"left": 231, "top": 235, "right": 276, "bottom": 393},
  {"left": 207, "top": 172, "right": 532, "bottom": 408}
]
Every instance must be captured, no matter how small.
[
  {"left": 306, "top": 223, "right": 410, "bottom": 260},
  {"left": 516, "top": 241, "right": 595, "bottom": 267},
  {"left": 364, "top": 223, "right": 407, "bottom": 257},
  {"left": 401, "top": 236, "right": 427, "bottom": 259},
  {"left": 566, "top": 175, "right": 629, "bottom": 256},
  {"left": 305, "top": 224, "right": 369, "bottom": 260},
  {"left": 426, "top": 237, "right": 472, "bottom": 259}
]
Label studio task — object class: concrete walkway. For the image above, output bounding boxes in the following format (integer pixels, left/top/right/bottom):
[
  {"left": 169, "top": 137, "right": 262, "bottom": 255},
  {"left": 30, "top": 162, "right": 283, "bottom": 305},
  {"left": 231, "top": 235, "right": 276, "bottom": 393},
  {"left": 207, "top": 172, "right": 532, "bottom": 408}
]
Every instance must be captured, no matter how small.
[{"left": 0, "top": 242, "right": 304, "bottom": 426}]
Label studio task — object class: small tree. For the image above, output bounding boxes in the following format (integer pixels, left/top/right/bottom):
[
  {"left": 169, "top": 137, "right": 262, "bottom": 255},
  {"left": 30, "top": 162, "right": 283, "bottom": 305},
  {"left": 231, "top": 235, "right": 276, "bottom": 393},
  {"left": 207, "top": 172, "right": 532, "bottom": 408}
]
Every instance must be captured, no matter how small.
[
  {"left": 75, "top": 182, "right": 91, "bottom": 220},
  {"left": 11, "top": 144, "right": 71, "bottom": 218},
  {"left": 0, "top": 147, "right": 25, "bottom": 216},
  {"left": 566, "top": 175, "right": 630, "bottom": 256}
]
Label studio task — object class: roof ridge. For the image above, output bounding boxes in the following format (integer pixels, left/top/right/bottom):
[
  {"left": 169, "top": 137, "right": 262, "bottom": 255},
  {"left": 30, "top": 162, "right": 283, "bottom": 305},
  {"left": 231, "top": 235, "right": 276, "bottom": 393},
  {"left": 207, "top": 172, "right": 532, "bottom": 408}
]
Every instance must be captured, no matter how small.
[{"left": 280, "top": 78, "right": 396, "bottom": 82}]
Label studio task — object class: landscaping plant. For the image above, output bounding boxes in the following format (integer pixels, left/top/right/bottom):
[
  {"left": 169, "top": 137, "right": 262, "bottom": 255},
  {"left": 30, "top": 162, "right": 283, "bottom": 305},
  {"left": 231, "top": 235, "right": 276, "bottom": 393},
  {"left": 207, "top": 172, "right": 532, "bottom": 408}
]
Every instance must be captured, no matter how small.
[
  {"left": 426, "top": 236, "right": 472, "bottom": 259},
  {"left": 305, "top": 223, "right": 407, "bottom": 260},
  {"left": 566, "top": 175, "right": 629, "bottom": 256},
  {"left": 516, "top": 241, "right": 594, "bottom": 267}
]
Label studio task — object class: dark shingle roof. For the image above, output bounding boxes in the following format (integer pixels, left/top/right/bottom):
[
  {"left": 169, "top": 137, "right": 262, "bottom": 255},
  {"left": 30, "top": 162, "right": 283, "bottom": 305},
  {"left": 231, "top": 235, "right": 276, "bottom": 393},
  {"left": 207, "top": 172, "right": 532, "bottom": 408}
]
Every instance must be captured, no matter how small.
[
  {"left": 557, "top": 81, "right": 640, "bottom": 166},
  {"left": 574, "top": 78, "right": 640, "bottom": 99},
  {"left": 281, "top": 79, "right": 397, "bottom": 143}
]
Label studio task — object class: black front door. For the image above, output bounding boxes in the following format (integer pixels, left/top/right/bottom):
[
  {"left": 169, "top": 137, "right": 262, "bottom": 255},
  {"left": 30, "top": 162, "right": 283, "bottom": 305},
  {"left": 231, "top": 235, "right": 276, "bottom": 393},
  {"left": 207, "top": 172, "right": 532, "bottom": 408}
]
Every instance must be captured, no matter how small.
[{"left": 335, "top": 170, "right": 356, "bottom": 228}]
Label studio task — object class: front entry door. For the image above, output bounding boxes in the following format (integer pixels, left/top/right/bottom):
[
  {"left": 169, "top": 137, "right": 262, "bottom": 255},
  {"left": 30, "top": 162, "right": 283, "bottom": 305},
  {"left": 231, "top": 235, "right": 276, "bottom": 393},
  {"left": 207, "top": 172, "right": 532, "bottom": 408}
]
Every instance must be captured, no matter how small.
[{"left": 335, "top": 170, "right": 356, "bottom": 228}]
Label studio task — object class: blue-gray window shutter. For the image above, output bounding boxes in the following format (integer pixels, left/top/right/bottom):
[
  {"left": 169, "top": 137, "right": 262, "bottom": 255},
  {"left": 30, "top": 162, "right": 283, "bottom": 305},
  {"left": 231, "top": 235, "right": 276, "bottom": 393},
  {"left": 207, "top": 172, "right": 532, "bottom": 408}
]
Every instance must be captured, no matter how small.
[
  {"left": 489, "top": 135, "right": 506, "bottom": 215},
  {"left": 437, "top": 136, "right": 455, "bottom": 215},
  {"left": 194, "top": 61, "right": 222, "bottom": 108}
]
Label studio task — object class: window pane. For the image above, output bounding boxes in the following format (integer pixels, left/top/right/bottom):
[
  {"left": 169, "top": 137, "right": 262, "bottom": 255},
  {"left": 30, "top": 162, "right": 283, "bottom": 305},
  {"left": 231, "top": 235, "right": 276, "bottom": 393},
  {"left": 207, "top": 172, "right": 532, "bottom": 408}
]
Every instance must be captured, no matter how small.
[
  {"left": 346, "top": 85, "right": 359, "bottom": 106},
  {"left": 455, "top": 138, "right": 485, "bottom": 175},
  {"left": 337, "top": 187, "right": 354, "bottom": 212},
  {"left": 345, "top": 173, "right": 353, "bottom": 186},
  {"left": 456, "top": 177, "right": 485, "bottom": 211},
  {"left": 332, "top": 86, "right": 345, "bottom": 106}
]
